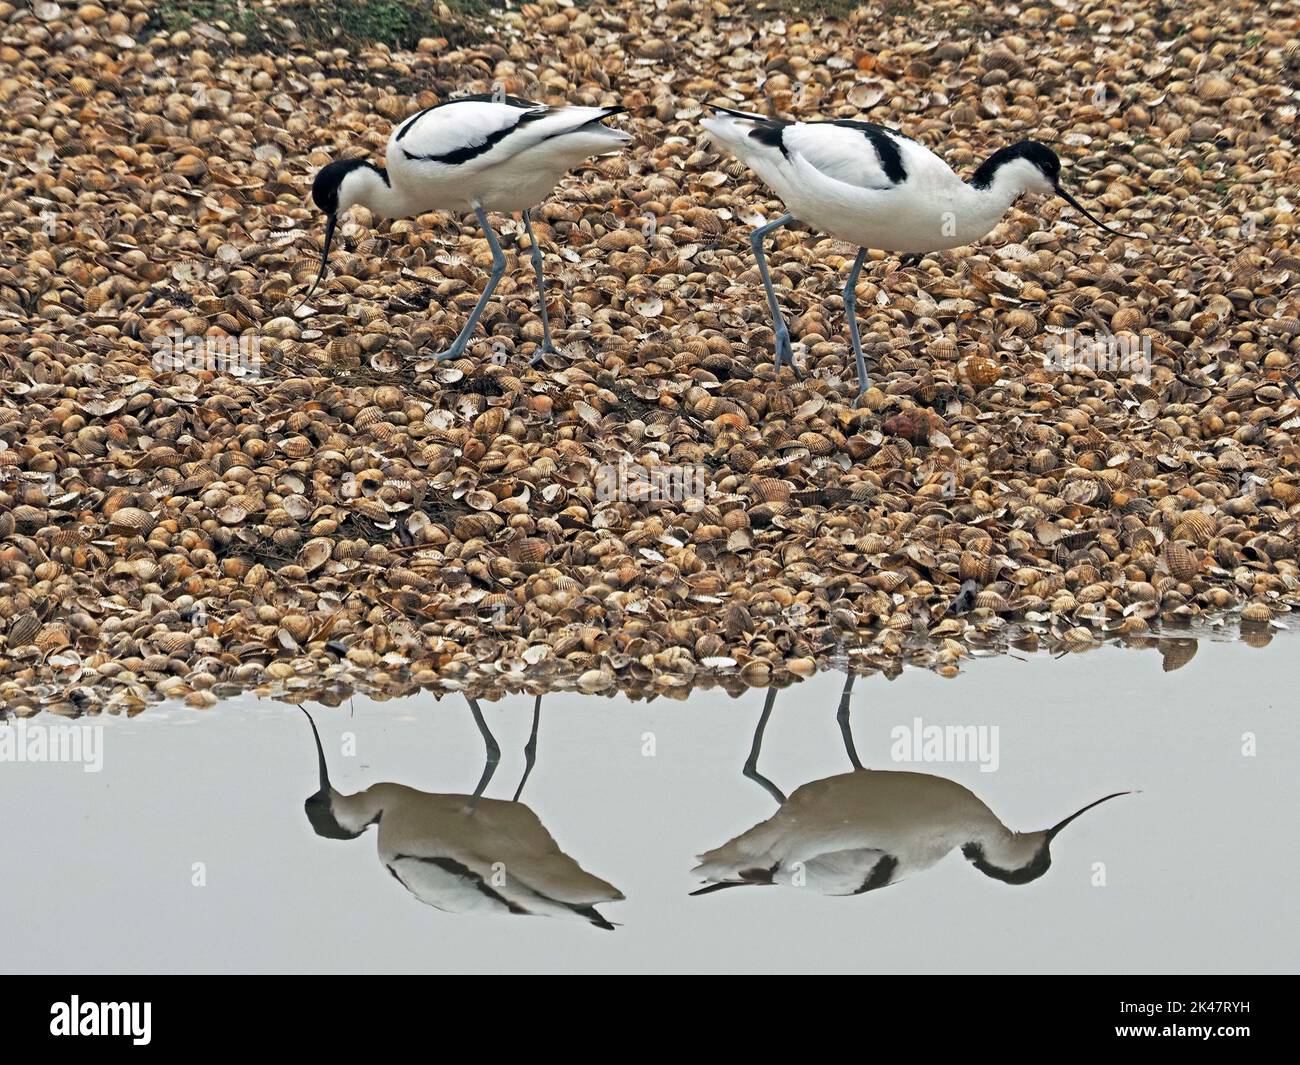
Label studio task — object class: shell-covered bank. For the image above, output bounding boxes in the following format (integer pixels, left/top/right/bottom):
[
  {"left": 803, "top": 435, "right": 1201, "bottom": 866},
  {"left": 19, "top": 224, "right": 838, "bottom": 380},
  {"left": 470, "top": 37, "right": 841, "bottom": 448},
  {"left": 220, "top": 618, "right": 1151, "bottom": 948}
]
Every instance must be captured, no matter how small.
[{"left": 1, "top": 0, "right": 1298, "bottom": 714}]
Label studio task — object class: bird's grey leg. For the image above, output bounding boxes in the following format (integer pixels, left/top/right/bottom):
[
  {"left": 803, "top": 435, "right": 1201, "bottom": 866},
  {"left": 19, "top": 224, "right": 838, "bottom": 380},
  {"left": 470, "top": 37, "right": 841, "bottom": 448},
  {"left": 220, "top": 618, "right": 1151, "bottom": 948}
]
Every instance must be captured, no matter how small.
[
  {"left": 511, "top": 694, "right": 542, "bottom": 802},
  {"left": 434, "top": 203, "right": 506, "bottom": 363},
  {"left": 844, "top": 248, "right": 869, "bottom": 400},
  {"left": 836, "top": 670, "right": 864, "bottom": 771},
  {"left": 749, "top": 212, "right": 800, "bottom": 378},
  {"left": 743, "top": 687, "right": 787, "bottom": 805},
  {"left": 465, "top": 696, "right": 500, "bottom": 813},
  {"left": 521, "top": 210, "right": 556, "bottom": 365}
]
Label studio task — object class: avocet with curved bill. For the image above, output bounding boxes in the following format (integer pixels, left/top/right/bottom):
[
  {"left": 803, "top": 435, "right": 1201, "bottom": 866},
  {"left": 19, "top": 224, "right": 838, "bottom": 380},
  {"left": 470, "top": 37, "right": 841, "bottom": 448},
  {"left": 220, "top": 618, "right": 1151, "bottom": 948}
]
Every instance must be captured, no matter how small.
[
  {"left": 700, "top": 105, "right": 1141, "bottom": 398},
  {"left": 692, "top": 676, "right": 1133, "bottom": 897},
  {"left": 300, "top": 701, "right": 624, "bottom": 929},
  {"left": 302, "top": 94, "right": 631, "bottom": 364}
]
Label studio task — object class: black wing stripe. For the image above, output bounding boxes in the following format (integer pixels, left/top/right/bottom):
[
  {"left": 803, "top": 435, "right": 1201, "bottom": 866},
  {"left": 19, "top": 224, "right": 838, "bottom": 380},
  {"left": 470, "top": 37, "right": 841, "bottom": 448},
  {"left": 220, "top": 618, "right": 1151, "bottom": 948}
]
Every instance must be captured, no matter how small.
[
  {"left": 689, "top": 881, "right": 761, "bottom": 896},
  {"left": 395, "top": 93, "right": 544, "bottom": 143},
  {"left": 401, "top": 108, "right": 547, "bottom": 166},
  {"left": 828, "top": 120, "right": 909, "bottom": 184},
  {"left": 748, "top": 121, "right": 790, "bottom": 159},
  {"left": 391, "top": 854, "right": 530, "bottom": 914},
  {"left": 392, "top": 855, "right": 615, "bottom": 926},
  {"left": 852, "top": 854, "right": 899, "bottom": 895},
  {"left": 395, "top": 107, "right": 433, "bottom": 142},
  {"left": 732, "top": 113, "right": 910, "bottom": 183},
  {"left": 569, "top": 904, "right": 616, "bottom": 930}
]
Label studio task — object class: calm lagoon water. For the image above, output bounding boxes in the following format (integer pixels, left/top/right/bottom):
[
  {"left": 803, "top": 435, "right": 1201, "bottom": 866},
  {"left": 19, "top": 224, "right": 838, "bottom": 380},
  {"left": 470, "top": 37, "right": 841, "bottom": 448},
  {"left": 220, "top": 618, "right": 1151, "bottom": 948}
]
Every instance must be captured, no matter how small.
[{"left": 2, "top": 631, "right": 1297, "bottom": 974}]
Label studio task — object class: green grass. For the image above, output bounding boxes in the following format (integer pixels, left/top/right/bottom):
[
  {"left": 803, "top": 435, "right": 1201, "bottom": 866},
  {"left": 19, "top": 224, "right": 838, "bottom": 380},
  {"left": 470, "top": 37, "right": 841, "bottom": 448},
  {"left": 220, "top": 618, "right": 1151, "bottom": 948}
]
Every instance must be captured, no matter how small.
[
  {"left": 145, "top": 0, "right": 491, "bottom": 52},
  {"left": 747, "top": 0, "right": 865, "bottom": 17}
]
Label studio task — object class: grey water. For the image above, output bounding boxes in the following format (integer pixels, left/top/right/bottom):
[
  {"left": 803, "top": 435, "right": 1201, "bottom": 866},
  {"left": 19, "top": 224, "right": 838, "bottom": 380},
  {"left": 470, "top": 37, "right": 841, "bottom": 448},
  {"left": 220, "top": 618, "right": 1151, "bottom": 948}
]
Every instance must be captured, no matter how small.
[{"left": 2, "top": 631, "right": 1297, "bottom": 974}]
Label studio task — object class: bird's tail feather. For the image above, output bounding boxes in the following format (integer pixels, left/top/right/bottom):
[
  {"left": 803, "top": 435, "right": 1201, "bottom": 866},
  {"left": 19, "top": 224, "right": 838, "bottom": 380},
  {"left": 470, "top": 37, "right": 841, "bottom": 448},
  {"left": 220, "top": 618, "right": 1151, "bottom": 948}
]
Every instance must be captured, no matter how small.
[
  {"left": 689, "top": 881, "right": 764, "bottom": 897},
  {"left": 706, "top": 103, "right": 768, "bottom": 120},
  {"left": 572, "top": 105, "right": 632, "bottom": 143}
]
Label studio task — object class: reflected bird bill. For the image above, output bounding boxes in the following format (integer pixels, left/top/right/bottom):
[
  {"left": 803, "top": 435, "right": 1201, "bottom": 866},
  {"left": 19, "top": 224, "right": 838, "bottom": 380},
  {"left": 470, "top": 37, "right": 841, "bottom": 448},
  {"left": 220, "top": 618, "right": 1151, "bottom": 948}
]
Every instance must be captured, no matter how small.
[{"left": 1047, "top": 790, "right": 1134, "bottom": 840}]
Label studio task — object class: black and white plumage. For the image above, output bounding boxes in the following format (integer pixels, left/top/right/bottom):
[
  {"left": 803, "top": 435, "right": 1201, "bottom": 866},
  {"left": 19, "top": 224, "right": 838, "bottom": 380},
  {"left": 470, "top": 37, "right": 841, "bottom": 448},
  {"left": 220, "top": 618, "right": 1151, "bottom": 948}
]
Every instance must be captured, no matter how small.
[
  {"left": 303, "top": 94, "right": 631, "bottom": 363},
  {"left": 700, "top": 105, "right": 1137, "bottom": 397},
  {"left": 692, "top": 679, "right": 1131, "bottom": 897},
  {"left": 693, "top": 770, "right": 1130, "bottom": 895},
  {"left": 301, "top": 702, "right": 623, "bottom": 929}
]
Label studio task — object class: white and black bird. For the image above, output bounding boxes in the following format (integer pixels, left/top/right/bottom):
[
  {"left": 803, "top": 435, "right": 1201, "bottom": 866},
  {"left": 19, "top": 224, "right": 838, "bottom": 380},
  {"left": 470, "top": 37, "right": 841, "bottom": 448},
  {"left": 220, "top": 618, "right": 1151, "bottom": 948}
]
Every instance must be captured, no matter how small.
[
  {"left": 301, "top": 700, "right": 623, "bottom": 929},
  {"left": 303, "top": 94, "right": 631, "bottom": 364},
  {"left": 700, "top": 106, "right": 1139, "bottom": 397},
  {"left": 692, "top": 677, "right": 1131, "bottom": 897}
]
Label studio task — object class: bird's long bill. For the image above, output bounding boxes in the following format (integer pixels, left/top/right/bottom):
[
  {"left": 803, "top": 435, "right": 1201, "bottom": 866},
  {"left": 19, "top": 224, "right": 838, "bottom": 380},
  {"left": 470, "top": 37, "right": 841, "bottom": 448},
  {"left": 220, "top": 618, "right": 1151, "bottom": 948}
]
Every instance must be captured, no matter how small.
[
  {"left": 296, "top": 212, "right": 337, "bottom": 309},
  {"left": 1054, "top": 182, "right": 1136, "bottom": 238},
  {"left": 1047, "top": 790, "right": 1132, "bottom": 840},
  {"left": 300, "top": 705, "right": 331, "bottom": 793}
]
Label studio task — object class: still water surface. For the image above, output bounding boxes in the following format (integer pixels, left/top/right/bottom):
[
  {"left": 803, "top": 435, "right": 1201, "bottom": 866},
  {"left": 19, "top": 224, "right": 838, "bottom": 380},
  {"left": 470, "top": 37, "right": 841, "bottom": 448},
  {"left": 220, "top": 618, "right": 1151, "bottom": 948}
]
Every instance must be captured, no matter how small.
[{"left": 3, "top": 632, "right": 1297, "bottom": 974}]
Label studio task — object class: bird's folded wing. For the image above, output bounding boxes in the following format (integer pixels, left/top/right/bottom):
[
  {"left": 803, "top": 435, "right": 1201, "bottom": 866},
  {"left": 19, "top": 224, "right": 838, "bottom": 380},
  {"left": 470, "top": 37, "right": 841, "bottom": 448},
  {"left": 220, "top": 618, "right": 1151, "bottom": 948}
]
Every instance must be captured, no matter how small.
[
  {"left": 387, "top": 853, "right": 525, "bottom": 915},
  {"left": 782, "top": 123, "right": 906, "bottom": 191},
  {"left": 396, "top": 803, "right": 624, "bottom": 906},
  {"left": 459, "top": 815, "right": 624, "bottom": 905},
  {"left": 397, "top": 100, "right": 621, "bottom": 169},
  {"left": 500, "top": 851, "right": 625, "bottom": 905},
  {"left": 395, "top": 99, "right": 552, "bottom": 167}
]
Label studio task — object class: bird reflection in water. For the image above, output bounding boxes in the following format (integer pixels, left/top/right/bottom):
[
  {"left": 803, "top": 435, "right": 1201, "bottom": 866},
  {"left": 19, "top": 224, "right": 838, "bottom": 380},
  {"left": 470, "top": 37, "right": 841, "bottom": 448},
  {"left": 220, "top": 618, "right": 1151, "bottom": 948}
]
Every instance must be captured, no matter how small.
[
  {"left": 692, "top": 674, "right": 1131, "bottom": 897},
  {"left": 301, "top": 697, "right": 624, "bottom": 928}
]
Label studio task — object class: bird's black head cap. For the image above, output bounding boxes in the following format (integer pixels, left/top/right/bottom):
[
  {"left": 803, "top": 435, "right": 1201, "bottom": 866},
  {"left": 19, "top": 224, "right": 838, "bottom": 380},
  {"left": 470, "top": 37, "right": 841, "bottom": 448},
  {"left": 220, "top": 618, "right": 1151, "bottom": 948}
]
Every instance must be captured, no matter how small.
[
  {"left": 972, "top": 140, "right": 1061, "bottom": 190},
  {"left": 972, "top": 141, "right": 1138, "bottom": 238},
  {"left": 301, "top": 706, "right": 372, "bottom": 841},
  {"left": 310, "top": 158, "right": 373, "bottom": 216},
  {"left": 961, "top": 790, "right": 1132, "bottom": 885},
  {"left": 305, "top": 791, "right": 369, "bottom": 841},
  {"left": 962, "top": 840, "right": 1053, "bottom": 885}
]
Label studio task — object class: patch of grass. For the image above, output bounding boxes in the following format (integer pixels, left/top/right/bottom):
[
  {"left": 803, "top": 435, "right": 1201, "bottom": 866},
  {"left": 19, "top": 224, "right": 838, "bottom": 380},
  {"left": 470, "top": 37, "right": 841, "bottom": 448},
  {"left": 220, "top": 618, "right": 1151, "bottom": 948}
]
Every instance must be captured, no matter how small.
[
  {"left": 145, "top": 0, "right": 264, "bottom": 42},
  {"left": 747, "top": 0, "right": 864, "bottom": 18},
  {"left": 145, "top": 0, "right": 491, "bottom": 52},
  {"left": 296, "top": 0, "right": 493, "bottom": 49}
]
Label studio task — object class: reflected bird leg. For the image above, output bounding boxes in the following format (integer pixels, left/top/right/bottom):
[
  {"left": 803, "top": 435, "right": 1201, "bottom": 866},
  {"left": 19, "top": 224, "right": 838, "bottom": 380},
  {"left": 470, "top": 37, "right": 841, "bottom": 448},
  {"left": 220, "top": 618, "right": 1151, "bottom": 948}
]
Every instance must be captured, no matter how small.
[
  {"left": 749, "top": 212, "right": 799, "bottom": 377},
  {"left": 512, "top": 694, "right": 542, "bottom": 802},
  {"left": 836, "top": 671, "right": 864, "bottom": 771},
  {"left": 743, "top": 687, "right": 787, "bottom": 805},
  {"left": 433, "top": 202, "right": 506, "bottom": 363},
  {"left": 465, "top": 696, "right": 500, "bottom": 813},
  {"left": 843, "top": 248, "right": 869, "bottom": 401},
  {"left": 522, "top": 210, "right": 556, "bottom": 365}
]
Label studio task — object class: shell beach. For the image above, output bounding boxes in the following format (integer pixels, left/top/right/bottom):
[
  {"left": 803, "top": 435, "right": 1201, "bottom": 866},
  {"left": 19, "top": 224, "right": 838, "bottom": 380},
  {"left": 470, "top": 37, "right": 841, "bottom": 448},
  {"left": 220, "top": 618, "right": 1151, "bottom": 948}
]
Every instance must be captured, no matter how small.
[{"left": 1, "top": 0, "right": 1298, "bottom": 715}]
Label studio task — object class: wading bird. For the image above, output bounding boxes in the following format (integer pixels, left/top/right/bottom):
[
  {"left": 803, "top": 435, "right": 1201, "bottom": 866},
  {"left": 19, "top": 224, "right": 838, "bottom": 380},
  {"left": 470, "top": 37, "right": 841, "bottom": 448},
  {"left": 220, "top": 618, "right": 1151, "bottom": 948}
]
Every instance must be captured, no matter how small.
[
  {"left": 302, "top": 94, "right": 631, "bottom": 364},
  {"left": 691, "top": 675, "right": 1131, "bottom": 896},
  {"left": 700, "top": 106, "right": 1139, "bottom": 398},
  {"left": 301, "top": 699, "right": 623, "bottom": 928}
]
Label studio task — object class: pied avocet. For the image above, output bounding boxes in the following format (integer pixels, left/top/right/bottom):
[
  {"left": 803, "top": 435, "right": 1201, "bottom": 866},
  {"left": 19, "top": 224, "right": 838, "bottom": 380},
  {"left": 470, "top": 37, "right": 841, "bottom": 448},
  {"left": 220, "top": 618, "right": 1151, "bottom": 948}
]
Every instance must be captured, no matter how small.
[
  {"left": 700, "top": 105, "right": 1139, "bottom": 397},
  {"left": 303, "top": 94, "right": 631, "bottom": 364}
]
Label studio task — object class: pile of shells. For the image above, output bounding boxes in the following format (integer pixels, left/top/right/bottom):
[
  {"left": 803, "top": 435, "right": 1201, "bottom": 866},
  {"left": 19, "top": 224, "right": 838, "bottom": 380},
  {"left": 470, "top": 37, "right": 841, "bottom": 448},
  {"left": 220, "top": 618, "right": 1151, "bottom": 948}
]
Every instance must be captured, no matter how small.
[{"left": 1, "top": 0, "right": 1298, "bottom": 715}]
